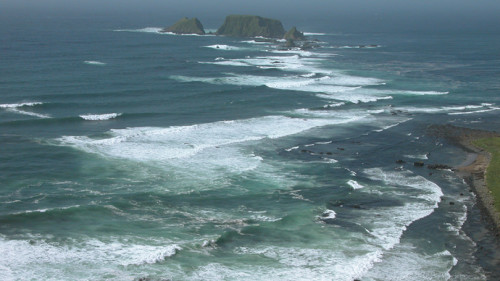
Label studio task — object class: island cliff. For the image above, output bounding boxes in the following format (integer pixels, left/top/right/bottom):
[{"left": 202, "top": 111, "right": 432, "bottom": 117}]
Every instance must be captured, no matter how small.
[
  {"left": 216, "top": 15, "right": 286, "bottom": 38},
  {"left": 162, "top": 17, "right": 205, "bottom": 35}
]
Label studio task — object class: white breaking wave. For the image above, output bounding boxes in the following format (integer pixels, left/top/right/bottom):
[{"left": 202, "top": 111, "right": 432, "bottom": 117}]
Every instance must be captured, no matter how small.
[
  {"left": 198, "top": 246, "right": 383, "bottom": 281},
  {"left": 58, "top": 113, "right": 366, "bottom": 163},
  {"left": 395, "top": 103, "right": 497, "bottom": 115},
  {"left": 334, "top": 45, "right": 382, "bottom": 49},
  {"left": 241, "top": 40, "right": 270, "bottom": 44},
  {"left": 170, "top": 72, "right": 387, "bottom": 103},
  {"left": 204, "top": 45, "right": 243, "bottom": 51},
  {"left": 448, "top": 107, "right": 500, "bottom": 115},
  {"left": 320, "top": 209, "right": 337, "bottom": 220},
  {"left": 363, "top": 243, "right": 460, "bottom": 281},
  {"left": 373, "top": 119, "right": 409, "bottom": 133},
  {"left": 84, "top": 61, "right": 106, "bottom": 66},
  {"left": 56, "top": 110, "right": 369, "bottom": 185},
  {"left": 12, "top": 205, "right": 80, "bottom": 215},
  {"left": 347, "top": 180, "right": 364, "bottom": 189},
  {"left": 113, "top": 27, "right": 163, "bottom": 34},
  {"left": 0, "top": 102, "right": 50, "bottom": 118},
  {"left": 113, "top": 27, "right": 207, "bottom": 36},
  {"left": 363, "top": 168, "right": 442, "bottom": 250},
  {"left": 201, "top": 54, "right": 322, "bottom": 72},
  {"left": 0, "top": 235, "right": 181, "bottom": 280},
  {"left": 269, "top": 49, "right": 317, "bottom": 57},
  {"left": 353, "top": 88, "right": 448, "bottom": 98},
  {"left": 0, "top": 102, "right": 43, "bottom": 108},
  {"left": 399, "top": 90, "right": 448, "bottom": 95},
  {"left": 79, "top": 113, "right": 121, "bottom": 121},
  {"left": 303, "top": 32, "right": 327, "bottom": 36},
  {"left": 404, "top": 154, "right": 429, "bottom": 160}
]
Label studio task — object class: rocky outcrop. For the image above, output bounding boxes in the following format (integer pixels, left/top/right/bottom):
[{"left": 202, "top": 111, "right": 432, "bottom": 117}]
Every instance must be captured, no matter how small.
[
  {"left": 162, "top": 17, "right": 205, "bottom": 35},
  {"left": 216, "top": 15, "right": 285, "bottom": 38},
  {"left": 284, "top": 26, "right": 306, "bottom": 41},
  {"left": 285, "top": 39, "right": 296, "bottom": 48}
]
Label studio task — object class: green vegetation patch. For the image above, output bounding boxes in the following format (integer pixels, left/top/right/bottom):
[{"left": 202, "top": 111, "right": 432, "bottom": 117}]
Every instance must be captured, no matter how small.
[{"left": 473, "top": 137, "right": 500, "bottom": 212}]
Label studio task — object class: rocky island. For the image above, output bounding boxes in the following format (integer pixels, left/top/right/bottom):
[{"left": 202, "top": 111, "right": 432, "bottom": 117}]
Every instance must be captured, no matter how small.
[
  {"left": 161, "top": 15, "right": 313, "bottom": 50},
  {"left": 161, "top": 17, "right": 205, "bottom": 35},
  {"left": 216, "top": 15, "right": 286, "bottom": 38}
]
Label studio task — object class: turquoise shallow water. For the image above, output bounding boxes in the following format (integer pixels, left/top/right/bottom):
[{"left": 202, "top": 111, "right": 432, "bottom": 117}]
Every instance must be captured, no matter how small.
[{"left": 1, "top": 14, "right": 500, "bottom": 280}]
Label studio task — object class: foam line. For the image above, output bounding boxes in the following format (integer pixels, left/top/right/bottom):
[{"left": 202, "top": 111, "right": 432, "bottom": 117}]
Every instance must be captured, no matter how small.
[{"left": 0, "top": 102, "right": 50, "bottom": 118}]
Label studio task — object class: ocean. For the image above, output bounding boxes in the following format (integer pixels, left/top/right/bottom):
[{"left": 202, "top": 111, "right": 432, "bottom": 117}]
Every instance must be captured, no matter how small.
[{"left": 1, "top": 13, "right": 500, "bottom": 281}]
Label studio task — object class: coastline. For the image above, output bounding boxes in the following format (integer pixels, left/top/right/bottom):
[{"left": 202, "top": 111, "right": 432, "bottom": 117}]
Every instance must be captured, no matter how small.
[{"left": 429, "top": 124, "right": 500, "bottom": 233}]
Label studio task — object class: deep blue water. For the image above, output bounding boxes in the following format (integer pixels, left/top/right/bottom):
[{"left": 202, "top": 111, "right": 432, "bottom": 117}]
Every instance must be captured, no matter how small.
[{"left": 1, "top": 13, "right": 500, "bottom": 281}]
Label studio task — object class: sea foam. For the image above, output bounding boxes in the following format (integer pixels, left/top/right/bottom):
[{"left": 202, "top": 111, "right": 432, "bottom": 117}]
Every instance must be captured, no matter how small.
[
  {"left": 204, "top": 45, "right": 243, "bottom": 51},
  {"left": 84, "top": 61, "right": 106, "bottom": 66}
]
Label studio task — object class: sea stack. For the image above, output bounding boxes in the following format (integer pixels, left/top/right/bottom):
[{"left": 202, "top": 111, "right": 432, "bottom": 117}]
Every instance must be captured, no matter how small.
[
  {"left": 284, "top": 26, "right": 306, "bottom": 41},
  {"left": 216, "top": 15, "right": 286, "bottom": 38},
  {"left": 162, "top": 17, "right": 205, "bottom": 35}
]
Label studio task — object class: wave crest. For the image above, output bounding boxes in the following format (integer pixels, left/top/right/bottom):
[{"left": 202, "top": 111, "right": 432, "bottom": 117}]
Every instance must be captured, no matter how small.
[{"left": 79, "top": 113, "right": 121, "bottom": 121}]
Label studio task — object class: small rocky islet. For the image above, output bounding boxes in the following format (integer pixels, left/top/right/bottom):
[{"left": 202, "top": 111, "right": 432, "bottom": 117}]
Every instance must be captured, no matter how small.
[{"left": 161, "top": 17, "right": 205, "bottom": 35}]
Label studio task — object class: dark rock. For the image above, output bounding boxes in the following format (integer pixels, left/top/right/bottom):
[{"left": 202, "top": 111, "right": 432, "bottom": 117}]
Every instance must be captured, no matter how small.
[
  {"left": 162, "top": 17, "right": 205, "bottom": 35},
  {"left": 285, "top": 39, "right": 296, "bottom": 48},
  {"left": 216, "top": 15, "right": 285, "bottom": 38},
  {"left": 299, "top": 42, "right": 319, "bottom": 50},
  {"left": 326, "top": 152, "right": 333, "bottom": 155},
  {"left": 414, "top": 161, "right": 425, "bottom": 167},
  {"left": 396, "top": 159, "right": 406, "bottom": 164},
  {"left": 427, "top": 164, "right": 452, "bottom": 170},
  {"left": 284, "top": 26, "right": 306, "bottom": 41},
  {"left": 450, "top": 201, "right": 455, "bottom": 205}
]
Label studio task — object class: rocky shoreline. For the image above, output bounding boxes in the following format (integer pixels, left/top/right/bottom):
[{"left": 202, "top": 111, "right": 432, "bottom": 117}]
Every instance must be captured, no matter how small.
[{"left": 428, "top": 124, "right": 500, "bottom": 233}]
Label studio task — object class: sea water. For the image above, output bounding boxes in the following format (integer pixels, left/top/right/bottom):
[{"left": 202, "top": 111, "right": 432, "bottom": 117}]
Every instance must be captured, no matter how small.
[{"left": 1, "top": 13, "right": 499, "bottom": 281}]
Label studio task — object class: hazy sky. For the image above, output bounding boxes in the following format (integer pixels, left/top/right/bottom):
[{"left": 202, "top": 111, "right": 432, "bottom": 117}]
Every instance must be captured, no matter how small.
[
  {"left": 5, "top": 0, "right": 500, "bottom": 15},
  {"left": 4, "top": 0, "right": 500, "bottom": 32}
]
